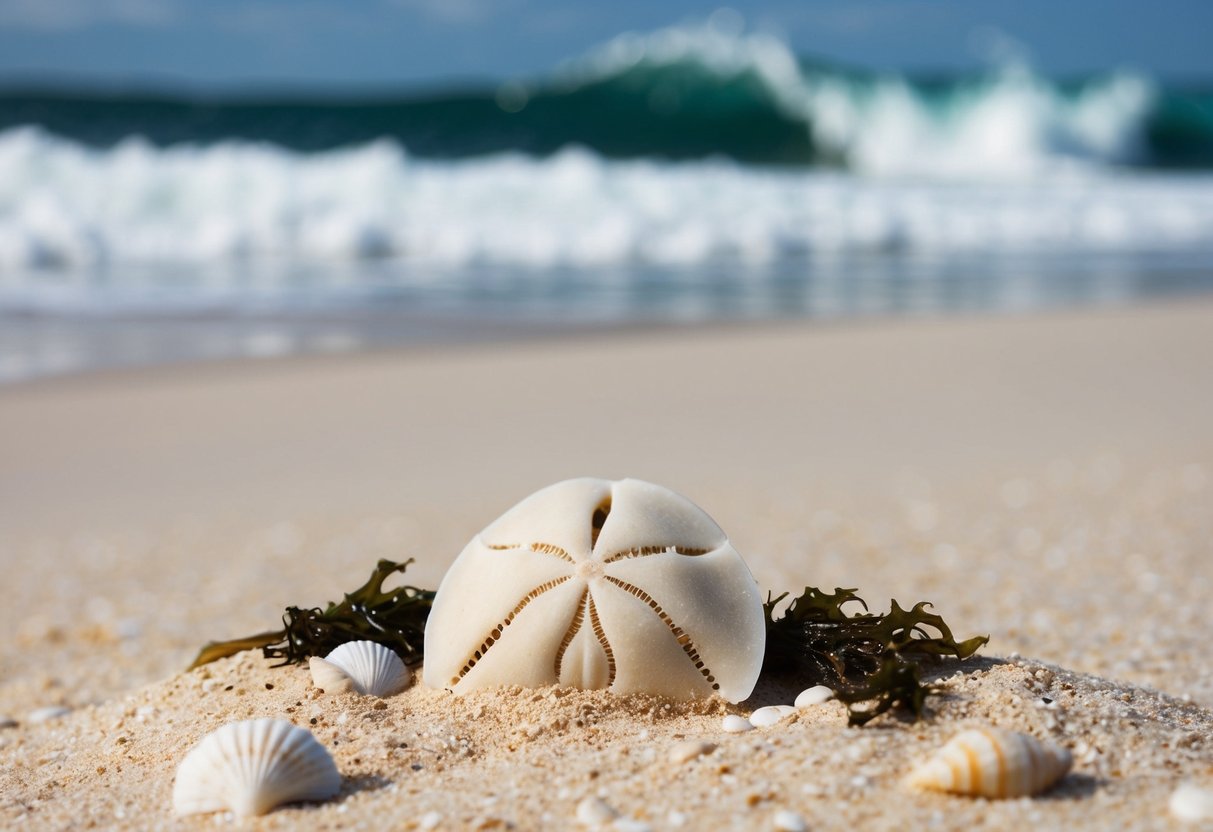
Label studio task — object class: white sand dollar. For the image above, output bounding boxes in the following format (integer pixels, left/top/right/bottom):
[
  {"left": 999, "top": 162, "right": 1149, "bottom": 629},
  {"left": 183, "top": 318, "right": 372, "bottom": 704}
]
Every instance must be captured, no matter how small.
[{"left": 423, "top": 477, "right": 766, "bottom": 702}]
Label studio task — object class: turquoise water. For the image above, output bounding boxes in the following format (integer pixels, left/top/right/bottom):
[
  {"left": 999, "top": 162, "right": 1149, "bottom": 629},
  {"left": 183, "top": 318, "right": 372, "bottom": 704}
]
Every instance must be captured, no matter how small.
[{"left": 1, "top": 24, "right": 1211, "bottom": 382}]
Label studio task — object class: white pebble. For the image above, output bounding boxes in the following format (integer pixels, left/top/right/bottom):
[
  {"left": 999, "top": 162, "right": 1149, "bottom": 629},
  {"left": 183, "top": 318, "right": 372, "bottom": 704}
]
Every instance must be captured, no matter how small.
[
  {"left": 28, "top": 706, "right": 70, "bottom": 724},
  {"left": 772, "top": 809, "right": 808, "bottom": 832},
  {"left": 576, "top": 796, "right": 618, "bottom": 825},
  {"left": 1171, "top": 784, "right": 1213, "bottom": 822},
  {"left": 612, "top": 820, "right": 651, "bottom": 832},
  {"left": 722, "top": 715, "right": 754, "bottom": 733},
  {"left": 667, "top": 810, "right": 688, "bottom": 827},
  {"left": 667, "top": 740, "right": 716, "bottom": 764},
  {"left": 419, "top": 811, "right": 443, "bottom": 830},
  {"left": 794, "top": 686, "right": 835, "bottom": 708},
  {"left": 750, "top": 705, "right": 797, "bottom": 728}
]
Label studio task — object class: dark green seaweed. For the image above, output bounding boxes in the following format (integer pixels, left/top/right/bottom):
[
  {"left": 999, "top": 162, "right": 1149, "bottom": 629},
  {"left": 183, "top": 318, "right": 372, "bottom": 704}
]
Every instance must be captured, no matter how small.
[
  {"left": 762, "top": 587, "right": 988, "bottom": 725},
  {"left": 188, "top": 558, "right": 435, "bottom": 671},
  {"left": 190, "top": 560, "right": 986, "bottom": 726}
]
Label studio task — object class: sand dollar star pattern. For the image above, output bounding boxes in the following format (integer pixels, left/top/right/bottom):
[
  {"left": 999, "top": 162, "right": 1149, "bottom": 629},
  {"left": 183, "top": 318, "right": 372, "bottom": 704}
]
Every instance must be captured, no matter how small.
[{"left": 423, "top": 478, "right": 766, "bottom": 703}]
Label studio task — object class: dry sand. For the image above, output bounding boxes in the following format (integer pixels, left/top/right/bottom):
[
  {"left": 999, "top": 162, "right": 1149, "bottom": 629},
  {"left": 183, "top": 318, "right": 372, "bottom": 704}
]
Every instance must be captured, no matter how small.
[{"left": 1, "top": 302, "right": 1212, "bottom": 830}]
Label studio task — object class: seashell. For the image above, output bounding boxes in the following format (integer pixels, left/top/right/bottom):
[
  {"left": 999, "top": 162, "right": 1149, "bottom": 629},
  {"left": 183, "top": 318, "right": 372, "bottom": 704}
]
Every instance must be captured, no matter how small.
[
  {"left": 309, "top": 640, "right": 410, "bottom": 697},
  {"left": 794, "top": 685, "right": 835, "bottom": 708},
  {"left": 722, "top": 715, "right": 754, "bottom": 733},
  {"left": 172, "top": 718, "right": 341, "bottom": 818},
  {"left": 772, "top": 809, "right": 808, "bottom": 832},
  {"left": 750, "top": 705, "right": 797, "bottom": 727},
  {"left": 1171, "top": 783, "right": 1213, "bottom": 822},
  {"left": 906, "top": 728, "right": 1071, "bottom": 799},
  {"left": 308, "top": 657, "right": 355, "bottom": 694},
  {"left": 423, "top": 478, "right": 765, "bottom": 702}
]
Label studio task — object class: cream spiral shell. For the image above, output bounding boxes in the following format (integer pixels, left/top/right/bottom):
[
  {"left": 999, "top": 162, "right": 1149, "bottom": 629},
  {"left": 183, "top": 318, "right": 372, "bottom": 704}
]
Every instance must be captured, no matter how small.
[
  {"left": 309, "top": 640, "right": 411, "bottom": 697},
  {"left": 906, "top": 728, "right": 1071, "bottom": 799},
  {"left": 172, "top": 718, "right": 342, "bottom": 817}
]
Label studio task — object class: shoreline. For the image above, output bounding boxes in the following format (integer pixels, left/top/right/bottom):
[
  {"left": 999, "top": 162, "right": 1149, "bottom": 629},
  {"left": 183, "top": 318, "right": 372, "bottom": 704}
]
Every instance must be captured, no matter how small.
[{"left": 6, "top": 284, "right": 1213, "bottom": 388}]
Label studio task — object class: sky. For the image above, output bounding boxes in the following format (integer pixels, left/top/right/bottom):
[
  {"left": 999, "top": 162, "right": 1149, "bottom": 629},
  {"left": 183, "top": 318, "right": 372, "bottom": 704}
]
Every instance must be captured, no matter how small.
[{"left": 0, "top": 0, "right": 1210, "bottom": 91}]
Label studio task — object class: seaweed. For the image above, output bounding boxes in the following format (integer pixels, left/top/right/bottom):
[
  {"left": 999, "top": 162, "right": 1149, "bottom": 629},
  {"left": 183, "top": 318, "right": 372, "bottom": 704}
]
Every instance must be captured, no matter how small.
[
  {"left": 188, "top": 558, "right": 435, "bottom": 671},
  {"left": 189, "top": 559, "right": 987, "bottom": 728},
  {"left": 762, "top": 587, "right": 988, "bottom": 726}
]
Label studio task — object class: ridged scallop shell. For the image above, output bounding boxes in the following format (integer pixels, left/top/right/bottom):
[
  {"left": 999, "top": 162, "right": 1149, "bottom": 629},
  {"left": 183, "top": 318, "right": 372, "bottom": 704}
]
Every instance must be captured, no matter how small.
[
  {"left": 172, "top": 718, "right": 341, "bottom": 818},
  {"left": 907, "top": 728, "right": 1071, "bottom": 799},
  {"left": 309, "top": 640, "right": 411, "bottom": 697},
  {"left": 423, "top": 478, "right": 765, "bottom": 703}
]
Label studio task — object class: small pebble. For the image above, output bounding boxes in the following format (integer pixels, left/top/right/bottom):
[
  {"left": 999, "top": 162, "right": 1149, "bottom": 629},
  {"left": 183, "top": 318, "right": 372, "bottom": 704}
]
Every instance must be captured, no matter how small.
[
  {"left": 1171, "top": 784, "right": 1213, "bottom": 822},
  {"left": 722, "top": 715, "right": 754, "bottom": 733},
  {"left": 28, "top": 706, "right": 71, "bottom": 724},
  {"left": 794, "top": 686, "right": 835, "bottom": 708},
  {"left": 612, "top": 820, "right": 652, "bottom": 832},
  {"left": 750, "top": 706, "right": 796, "bottom": 728},
  {"left": 772, "top": 809, "right": 808, "bottom": 832},
  {"left": 668, "top": 740, "right": 716, "bottom": 764},
  {"left": 576, "top": 796, "right": 618, "bottom": 825},
  {"left": 0, "top": 716, "right": 18, "bottom": 730},
  {"left": 419, "top": 811, "right": 443, "bottom": 830},
  {"left": 667, "top": 810, "right": 688, "bottom": 827}
]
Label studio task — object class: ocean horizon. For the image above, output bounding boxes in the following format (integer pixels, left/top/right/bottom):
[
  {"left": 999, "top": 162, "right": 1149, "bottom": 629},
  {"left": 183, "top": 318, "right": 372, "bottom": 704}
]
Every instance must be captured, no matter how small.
[{"left": 2, "top": 22, "right": 1212, "bottom": 383}]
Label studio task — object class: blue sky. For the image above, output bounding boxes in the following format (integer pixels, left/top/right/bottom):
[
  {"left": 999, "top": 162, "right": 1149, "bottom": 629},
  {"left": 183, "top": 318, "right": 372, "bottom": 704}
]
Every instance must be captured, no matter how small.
[{"left": 0, "top": 0, "right": 1210, "bottom": 90}]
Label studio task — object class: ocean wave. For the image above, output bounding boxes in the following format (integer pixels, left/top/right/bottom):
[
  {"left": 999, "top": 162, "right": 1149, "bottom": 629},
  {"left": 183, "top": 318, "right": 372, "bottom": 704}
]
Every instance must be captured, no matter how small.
[
  {"left": 1, "top": 23, "right": 1210, "bottom": 175},
  {"left": 2, "top": 126, "right": 1212, "bottom": 275},
  {"left": 559, "top": 22, "right": 1161, "bottom": 176}
]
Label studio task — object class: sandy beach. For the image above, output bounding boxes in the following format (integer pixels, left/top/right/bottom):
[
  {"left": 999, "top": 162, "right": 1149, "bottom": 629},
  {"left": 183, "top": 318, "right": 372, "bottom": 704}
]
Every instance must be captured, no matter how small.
[{"left": 2, "top": 301, "right": 1212, "bottom": 830}]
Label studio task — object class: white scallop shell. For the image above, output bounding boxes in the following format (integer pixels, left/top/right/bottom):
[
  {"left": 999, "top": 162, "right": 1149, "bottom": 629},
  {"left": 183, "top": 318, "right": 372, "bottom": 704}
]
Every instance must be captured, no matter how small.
[
  {"left": 422, "top": 478, "right": 766, "bottom": 703},
  {"left": 309, "top": 640, "right": 411, "bottom": 697},
  {"left": 172, "top": 718, "right": 341, "bottom": 818},
  {"left": 906, "top": 728, "right": 1071, "bottom": 799}
]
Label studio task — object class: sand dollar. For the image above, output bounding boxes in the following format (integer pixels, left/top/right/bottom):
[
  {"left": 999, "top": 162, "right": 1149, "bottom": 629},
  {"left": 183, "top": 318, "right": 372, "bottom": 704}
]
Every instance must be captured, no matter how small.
[{"left": 423, "top": 478, "right": 766, "bottom": 702}]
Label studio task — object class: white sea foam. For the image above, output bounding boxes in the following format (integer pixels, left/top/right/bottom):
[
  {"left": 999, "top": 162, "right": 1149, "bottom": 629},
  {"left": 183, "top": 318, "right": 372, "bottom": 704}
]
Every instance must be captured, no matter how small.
[{"left": 1, "top": 126, "right": 1212, "bottom": 283}]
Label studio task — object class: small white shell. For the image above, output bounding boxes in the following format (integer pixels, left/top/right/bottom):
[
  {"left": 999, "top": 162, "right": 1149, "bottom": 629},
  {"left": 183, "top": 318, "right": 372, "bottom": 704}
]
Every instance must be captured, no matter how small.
[
  {"left": 722, "top": 715, "right": 754, "bottom": 733},
  {"left": 906, "top": 728, "right": 1071, "bottom": 799},
  {"left": 310, "top": 641, "right": 411, "bottom": 698},
  {"left": 172, "top": 718, "right": 341, "bottom": 818},
  {"left": 1171, "top": 783, "right": 1213, "bottom": 822},
  {"left": 750, "top": 705, "right": 797, "bottom": 727},
  {"left": 794, "top": 685, "right": 835, "bottom": 708},
  {"left": 772, "top": 809, "right": 808, "bottom": 832}
]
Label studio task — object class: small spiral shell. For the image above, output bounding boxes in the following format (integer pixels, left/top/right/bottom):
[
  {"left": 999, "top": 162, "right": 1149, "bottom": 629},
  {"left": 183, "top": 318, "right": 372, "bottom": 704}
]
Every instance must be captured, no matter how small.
[
  {"left": 172, "top": 719, "right": 341, "bottom": 817},
  {"left": 906, "top": 728, "right": 1071, "bottom": 799}
]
